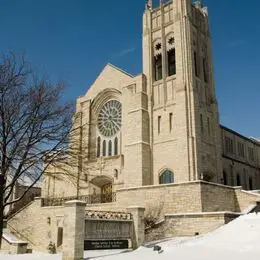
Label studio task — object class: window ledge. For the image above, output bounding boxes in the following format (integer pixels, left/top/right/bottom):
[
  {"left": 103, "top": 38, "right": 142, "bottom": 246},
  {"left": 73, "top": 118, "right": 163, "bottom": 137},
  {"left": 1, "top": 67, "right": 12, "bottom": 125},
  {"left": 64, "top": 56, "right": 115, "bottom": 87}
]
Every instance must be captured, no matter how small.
[
  {"left": 166, "top": 75, "right": 176, "bottom": 81},
  {"left": 89, "top": 155, "right": 122, "bottom": 163},
  {"left": 153, "top": 79, "right": 163, "bottom": 86},
  {"left": 103, "top": 155, "right": 121, "bottom": 161}
]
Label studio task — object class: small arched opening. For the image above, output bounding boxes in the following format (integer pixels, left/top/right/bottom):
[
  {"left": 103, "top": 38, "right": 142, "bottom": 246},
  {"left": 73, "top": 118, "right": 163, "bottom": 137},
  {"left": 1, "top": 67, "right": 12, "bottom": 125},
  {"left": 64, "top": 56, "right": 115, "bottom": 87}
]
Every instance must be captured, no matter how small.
[
  {"left": 90, "top": 176, "right": 113, "bottom": 203},
  {"left": 159, "top": 170, "right": 174, "bottom": 184}
]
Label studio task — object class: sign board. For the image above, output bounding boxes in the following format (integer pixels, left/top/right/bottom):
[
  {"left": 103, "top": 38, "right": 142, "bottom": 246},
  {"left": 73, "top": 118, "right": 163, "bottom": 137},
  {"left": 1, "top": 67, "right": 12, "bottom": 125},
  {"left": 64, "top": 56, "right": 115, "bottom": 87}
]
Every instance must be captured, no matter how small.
[{"left": 84, "top": 240, "right": 129, "bottom": 250}]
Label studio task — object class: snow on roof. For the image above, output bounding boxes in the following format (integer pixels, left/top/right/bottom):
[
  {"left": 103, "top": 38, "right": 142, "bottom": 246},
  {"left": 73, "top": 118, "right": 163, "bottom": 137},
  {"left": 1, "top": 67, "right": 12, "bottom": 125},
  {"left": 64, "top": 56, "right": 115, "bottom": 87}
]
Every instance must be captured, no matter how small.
[{"left": 250, "top": 137, "right": 260, "bottom": 144}]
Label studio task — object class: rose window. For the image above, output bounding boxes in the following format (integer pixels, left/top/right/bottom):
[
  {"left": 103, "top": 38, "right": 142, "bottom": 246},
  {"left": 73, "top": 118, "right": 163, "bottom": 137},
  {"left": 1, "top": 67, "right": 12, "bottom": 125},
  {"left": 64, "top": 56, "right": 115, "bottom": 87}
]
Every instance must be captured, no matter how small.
[{"left": 97, "top": 100, "right": 122, "bottom": 137}]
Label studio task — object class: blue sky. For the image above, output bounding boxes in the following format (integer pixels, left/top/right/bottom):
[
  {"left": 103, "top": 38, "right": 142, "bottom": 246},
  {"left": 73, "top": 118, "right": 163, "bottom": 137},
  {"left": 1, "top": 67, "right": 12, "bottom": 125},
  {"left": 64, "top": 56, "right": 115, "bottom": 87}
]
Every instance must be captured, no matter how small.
[{"left": 0, "top": 0, "right": 259, "bottom": 138}]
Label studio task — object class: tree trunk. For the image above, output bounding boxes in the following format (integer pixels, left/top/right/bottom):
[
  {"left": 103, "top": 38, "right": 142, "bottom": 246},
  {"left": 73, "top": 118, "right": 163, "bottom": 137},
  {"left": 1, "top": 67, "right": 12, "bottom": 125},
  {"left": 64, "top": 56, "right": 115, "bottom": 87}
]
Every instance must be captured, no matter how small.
[
  {"left": 0, "top": 175, "right": 6, "bottom": 249},
  {"left": 0, "top": 203, "right": 3, "bottom": 250}
]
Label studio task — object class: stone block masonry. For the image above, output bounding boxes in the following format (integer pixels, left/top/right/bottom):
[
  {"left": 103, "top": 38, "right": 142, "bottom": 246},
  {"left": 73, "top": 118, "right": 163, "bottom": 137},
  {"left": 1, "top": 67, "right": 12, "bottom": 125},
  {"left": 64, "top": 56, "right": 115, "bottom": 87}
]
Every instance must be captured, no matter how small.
[
  {"left": 127, "top": 206, "right": 145, "bottom": 249},
  {"left": 63, "top": 200, "right": 86, "bottom": 260},
  {"left": 145, "top": 212, "right": 240, "bottom": 242},
  {"left": 6, "top": 181, "right": 260, "bottom": 252}
]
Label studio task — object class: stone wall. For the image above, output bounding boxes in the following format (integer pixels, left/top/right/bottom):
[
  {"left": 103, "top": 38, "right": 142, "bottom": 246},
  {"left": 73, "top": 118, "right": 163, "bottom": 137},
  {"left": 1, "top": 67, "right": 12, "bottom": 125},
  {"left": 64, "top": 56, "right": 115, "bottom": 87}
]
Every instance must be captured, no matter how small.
[
  {"left": 62, "top": 181, "right": 260, "bottom": 217},
  {"left": 200, "top": 182, "right": 236, "bottom": 212},
  {"left": 7, "top": 181, "right": 260, "bottom": 252},
  {"left": 1, "top": 238, "right": 27, "bottom": 254},
  {"left": 85, "top": 202, "right": 122, "bottom": 212},
  {"left": 145, "top": 212, "right": 239, "bottom": 242},
  {"left": 116, "top": 182, "right": 202, "bottom": 216},
  {"left": 8, "top": 198, "right": 65, "bottom": 252},
  {"left": 115, "top": 181, "right": 260, "bottom": 216},
  {"left": 164, "top": 212, "right": 238, "bottom": 237},
  {"left": 235, "top": 189, "right": 260, "bottom": 212}
]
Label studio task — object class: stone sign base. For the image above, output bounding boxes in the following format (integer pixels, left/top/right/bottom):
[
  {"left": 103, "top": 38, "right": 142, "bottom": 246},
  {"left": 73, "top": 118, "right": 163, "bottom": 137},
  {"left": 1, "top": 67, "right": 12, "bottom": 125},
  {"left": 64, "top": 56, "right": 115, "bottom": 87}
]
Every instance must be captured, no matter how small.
[{"left": 84, "top": 240, "right": 129, "bottom": 250}]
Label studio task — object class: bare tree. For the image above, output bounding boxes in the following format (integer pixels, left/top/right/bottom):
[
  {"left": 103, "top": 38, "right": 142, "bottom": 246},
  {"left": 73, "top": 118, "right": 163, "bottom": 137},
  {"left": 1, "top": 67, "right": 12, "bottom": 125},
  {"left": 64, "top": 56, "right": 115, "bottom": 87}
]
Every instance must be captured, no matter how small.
[{"left": 0, "top": 53, "right": 74, "bottom": 248}]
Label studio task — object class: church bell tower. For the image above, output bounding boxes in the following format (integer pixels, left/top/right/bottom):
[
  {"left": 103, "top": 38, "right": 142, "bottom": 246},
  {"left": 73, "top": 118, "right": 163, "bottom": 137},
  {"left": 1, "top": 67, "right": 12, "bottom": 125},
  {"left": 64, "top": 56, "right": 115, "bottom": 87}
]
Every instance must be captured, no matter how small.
[{"left": 143, "top": 0, "right": 223, "bottom": 184}]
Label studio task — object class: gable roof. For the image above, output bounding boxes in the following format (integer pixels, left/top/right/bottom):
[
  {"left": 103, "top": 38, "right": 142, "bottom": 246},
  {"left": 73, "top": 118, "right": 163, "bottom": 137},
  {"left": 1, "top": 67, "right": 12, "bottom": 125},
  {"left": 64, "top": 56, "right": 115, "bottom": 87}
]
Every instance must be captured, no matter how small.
[
  {"left": 84, "top": 64, "right": 134, "bottom": 100},
  {"left": 106, "top": 63, "right": 134, "bottom": 78}
]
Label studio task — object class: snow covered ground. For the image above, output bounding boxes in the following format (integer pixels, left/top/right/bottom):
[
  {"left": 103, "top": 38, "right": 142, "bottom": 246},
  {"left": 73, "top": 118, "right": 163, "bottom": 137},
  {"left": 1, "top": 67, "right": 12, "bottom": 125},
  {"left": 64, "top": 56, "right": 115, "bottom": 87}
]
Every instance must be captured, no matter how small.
[{"left": 1, "top": 213, "right": 260, "bottom": 260}]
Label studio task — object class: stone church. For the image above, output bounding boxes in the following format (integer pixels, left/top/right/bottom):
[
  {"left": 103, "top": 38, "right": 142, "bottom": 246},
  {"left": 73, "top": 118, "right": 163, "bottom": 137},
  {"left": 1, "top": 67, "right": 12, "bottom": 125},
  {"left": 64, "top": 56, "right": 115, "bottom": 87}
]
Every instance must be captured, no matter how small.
[
  {"left": 5, "top": 1, "right": 260, "bottom": 253},
  {"left": 43, "top": 0, "right": 260, "bottom": 202}
]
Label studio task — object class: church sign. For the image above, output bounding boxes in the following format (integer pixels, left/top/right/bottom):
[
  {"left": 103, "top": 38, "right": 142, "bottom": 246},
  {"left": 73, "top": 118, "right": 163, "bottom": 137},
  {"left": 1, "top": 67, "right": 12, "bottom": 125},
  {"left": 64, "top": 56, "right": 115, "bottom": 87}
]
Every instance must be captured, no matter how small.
[
  {"left": 84, "top": 210, "right": 133, "bottom": 250},
  {"left": 84, "top": 240, "right": 129, "bottom": 250}
]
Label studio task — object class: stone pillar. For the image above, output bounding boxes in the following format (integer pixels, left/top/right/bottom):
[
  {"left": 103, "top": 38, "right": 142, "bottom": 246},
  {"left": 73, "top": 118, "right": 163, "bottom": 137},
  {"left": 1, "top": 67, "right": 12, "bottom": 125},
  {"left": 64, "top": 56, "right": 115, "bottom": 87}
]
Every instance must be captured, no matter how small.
[
  {"left": 34, "top": 197, "right": 43, "bottom": 207},
  {"left": 127, "top": 206, "right": 145, "bottom": 249},
  {"left": 123, "top": 75, "right": 152, "bottom": 188},
  {"left": 63, "top": 200, "right": 86, "bottom": 260}
]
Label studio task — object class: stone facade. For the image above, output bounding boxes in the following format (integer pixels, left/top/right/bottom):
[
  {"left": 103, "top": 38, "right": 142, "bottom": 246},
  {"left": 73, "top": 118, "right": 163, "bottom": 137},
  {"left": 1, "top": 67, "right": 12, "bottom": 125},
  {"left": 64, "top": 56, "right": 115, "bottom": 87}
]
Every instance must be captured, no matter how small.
[
  {"left": 5, "top": 0, "right": 260, "bottom": 254},
  {"left": 42, "top": 0, "right": 260, "bottom": 201},
  {"left": 221, "top": 126, "right": 260, "bottom": 190}
]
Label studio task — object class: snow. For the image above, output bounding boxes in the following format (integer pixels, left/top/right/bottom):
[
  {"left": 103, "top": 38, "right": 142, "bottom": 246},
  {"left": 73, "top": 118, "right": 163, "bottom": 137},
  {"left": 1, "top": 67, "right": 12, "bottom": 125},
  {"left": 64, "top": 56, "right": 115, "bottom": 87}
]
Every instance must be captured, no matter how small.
[
  {"left": 3, "top": 231, "right": 27, "bottom": 244},
  {"left": 1, "top": 213, "right": 260, "bottom": 260}
]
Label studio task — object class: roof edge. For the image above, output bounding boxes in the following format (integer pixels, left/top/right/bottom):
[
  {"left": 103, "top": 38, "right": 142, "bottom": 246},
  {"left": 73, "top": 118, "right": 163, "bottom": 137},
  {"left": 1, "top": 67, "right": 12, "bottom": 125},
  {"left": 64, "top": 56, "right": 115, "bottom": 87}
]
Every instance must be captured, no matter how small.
[
  {"left": 106, "top": 63, "right": 134, "bottom": 78},
  {"left": 220, "top": 125, "right": 260, "bottom": 147}
]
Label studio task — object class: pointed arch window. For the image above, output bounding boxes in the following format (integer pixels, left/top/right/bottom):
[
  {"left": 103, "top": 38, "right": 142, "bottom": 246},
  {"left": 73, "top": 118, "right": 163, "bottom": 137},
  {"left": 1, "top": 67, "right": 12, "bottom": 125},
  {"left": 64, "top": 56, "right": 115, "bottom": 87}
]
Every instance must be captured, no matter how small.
[
  {"left": 159, "top": 170, "right": 174, "bottom": 184},
  {"left": 114, "top": 137, "right": 118, "bottom": 156},
  {"left": 200, "top": 114, "right": 204, "bottom": 133},
  {"left": 168, "top": 48, "right": 176, "bottom": 76},
  {"left": 97, "top": 137, "right": 101, "bottom": 158},
  {"left": 102, "top": 140, "right": 106, "bottom": 157},
  {"left": 108, "top": 140, "right": 112, "bottom": 156},
  {"left": 154, "top": 54, "right": 162, "bottom": 81},
  {"left": 203, "top": 57, "right": 208, "bottom": 83},
  {"left": 194, "top": 51, "right": 199, "bottom": 77}
]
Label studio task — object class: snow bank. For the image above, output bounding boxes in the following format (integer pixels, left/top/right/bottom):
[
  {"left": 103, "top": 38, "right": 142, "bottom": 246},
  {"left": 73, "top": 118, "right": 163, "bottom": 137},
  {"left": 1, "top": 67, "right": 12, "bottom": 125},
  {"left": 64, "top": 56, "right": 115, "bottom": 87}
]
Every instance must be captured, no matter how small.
[
  {"left": 0, "top": 252, "right": 61, "bottom": 260},
  {"left": 96, "top": 213, "right": 260, "bottom": 260},
  {"left": 1, "top": 213, "right": 260, "bottom": 260}
]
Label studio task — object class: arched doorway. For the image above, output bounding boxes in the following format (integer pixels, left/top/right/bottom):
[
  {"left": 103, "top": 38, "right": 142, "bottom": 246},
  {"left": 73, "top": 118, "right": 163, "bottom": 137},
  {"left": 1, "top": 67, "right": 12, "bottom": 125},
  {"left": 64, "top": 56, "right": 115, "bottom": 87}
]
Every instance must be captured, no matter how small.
[
  {"left": 90, "top": 176, "right": 113, "bottom": 203},
  {"left": 101, "top": 183, "right": 113, "bottom": 203}
]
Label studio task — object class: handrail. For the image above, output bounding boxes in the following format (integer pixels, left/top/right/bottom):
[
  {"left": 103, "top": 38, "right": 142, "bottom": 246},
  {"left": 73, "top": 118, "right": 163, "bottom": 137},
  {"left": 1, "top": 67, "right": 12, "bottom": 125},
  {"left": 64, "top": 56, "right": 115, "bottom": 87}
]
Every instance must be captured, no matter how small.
[
  {"left": 7, "top": 223, "right": 35, "bottom": 246},
  {"left": 42, "top": 192, "right": 117, "bottom": 207}
]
